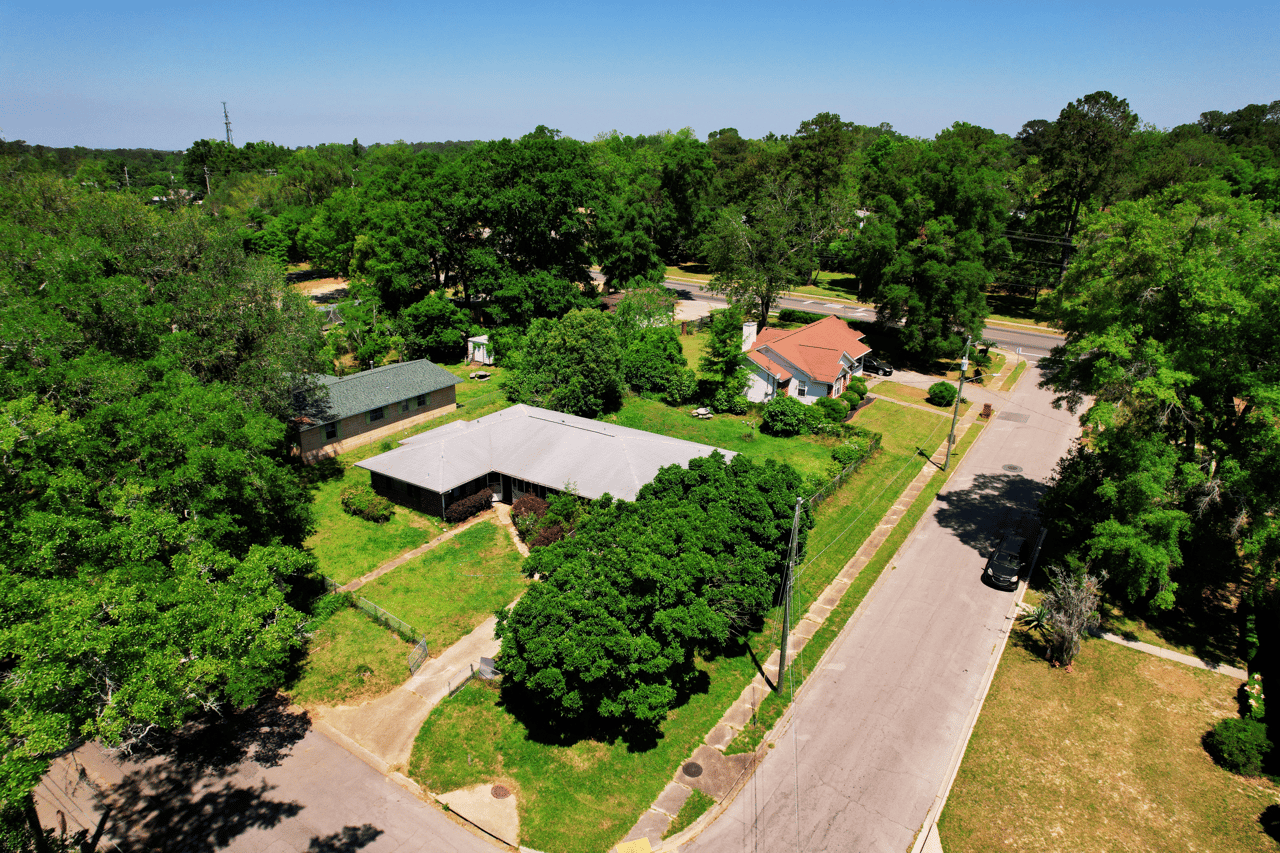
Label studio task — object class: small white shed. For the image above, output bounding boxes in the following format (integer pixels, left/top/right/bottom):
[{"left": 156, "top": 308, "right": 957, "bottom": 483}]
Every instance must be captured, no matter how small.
[{"left": 467, "top": 335, "right": 494, "bottom": 366}]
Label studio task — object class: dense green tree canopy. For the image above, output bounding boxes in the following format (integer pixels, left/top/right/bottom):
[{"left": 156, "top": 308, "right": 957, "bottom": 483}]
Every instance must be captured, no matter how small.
[
  {"left": 0, "top": 168, "right": 323, "bottom": 822},
  {"left": 500, "top": 308, "right": 625, "bottom": 417},
  {"left": 495, "top": 452, "right": 810, "bottom": 731},
  {"left": 850, "top": 123, "right": 1012, "bottom": 360},
  {"left": 1040, "top": 188, "right": 1280, "bottom": 617}
]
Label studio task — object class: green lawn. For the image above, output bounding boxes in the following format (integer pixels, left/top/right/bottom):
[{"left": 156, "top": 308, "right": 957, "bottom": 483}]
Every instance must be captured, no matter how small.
[
  {"left": 867, "top": 382, "right": 971, "bottom": 418},
  {"left": 999, "top": 360, "right": 1027, "bottom": 392},
  {"left": 787, "top": 271, "right": 867, "bottom": 304},
  {"left": 938, "top": 632, "right": 1271, "bottom": 852},
  {"left": 357, "top": 521, "right": 527, "bottom": 653},
  {"left": 287, "top": 607, "right": 412, "bottom": 707},
  {"left": 605, "top": 396, "right": 839, "bottom": 479},
  {"left": 678, "top": 329, "right": 709, "bottom": 375},
  {"left": 306, "top": 467, "right": 442, "bottom": 585},
  {"left": 305, "top": 363, "right": 517, "bottom": 583},
  {"left": 409, "top": 401, "right": 958, "bottom": 852}
]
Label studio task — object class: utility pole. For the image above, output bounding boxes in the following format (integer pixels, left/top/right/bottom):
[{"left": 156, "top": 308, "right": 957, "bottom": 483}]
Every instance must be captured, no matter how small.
[
  {"left": 945, "top": 335, "right": 973, "bottom": 471},
  {"left": 203, "top": 165, "right": 211, "bottom": 196},
  {"left": 222, "top": 101, "right": 233, "bottom": 146},
  {"left": 776, "top": 496, "right": 804, "bottom": 692}
]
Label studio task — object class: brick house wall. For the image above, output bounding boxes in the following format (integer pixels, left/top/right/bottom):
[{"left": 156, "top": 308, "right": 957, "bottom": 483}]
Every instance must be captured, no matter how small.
[{"left": 300, "top": 385, "right": 456, "bottom": 461}]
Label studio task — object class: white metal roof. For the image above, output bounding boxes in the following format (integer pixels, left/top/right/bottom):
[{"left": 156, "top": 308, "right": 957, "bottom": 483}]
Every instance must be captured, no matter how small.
[{"left": 355, "top": 404, "right": 735, "bottom": 501}]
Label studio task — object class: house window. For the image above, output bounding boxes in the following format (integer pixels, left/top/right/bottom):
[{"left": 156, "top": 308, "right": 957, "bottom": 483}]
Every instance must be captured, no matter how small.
[
  {"left": 324, "top": 422, "right": 337, "bottom": 441},
  {"left": 401, "top": 400, "right": 410, "bottom": 413},
  {"left": 369, "top": 406, "right": 385, "bottom": 423},
  {"left": 416, "top": 394, "right": 427, "bottom": 407},
  {"left": 796, "top": 380, "right": 807, "bottom": 397}
]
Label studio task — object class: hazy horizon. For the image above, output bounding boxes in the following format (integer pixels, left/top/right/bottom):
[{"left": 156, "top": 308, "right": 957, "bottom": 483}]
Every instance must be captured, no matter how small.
[{"left": 4, "top": 0, "right": 1275, "bottom": 150}]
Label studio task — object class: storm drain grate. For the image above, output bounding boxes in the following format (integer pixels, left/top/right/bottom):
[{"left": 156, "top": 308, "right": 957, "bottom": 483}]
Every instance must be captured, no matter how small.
[
  {"left": 1002, "top": 464, "right": 1024, "bottom": 473},
  {"left": 682, "top": 762, "right": 704, "bottom": 778},
  {"left": 491, "top": 785, "right": 511, "bottom": 799},
  {"left": 997, "top": 412, "right": 1030, "bottom": 423}
]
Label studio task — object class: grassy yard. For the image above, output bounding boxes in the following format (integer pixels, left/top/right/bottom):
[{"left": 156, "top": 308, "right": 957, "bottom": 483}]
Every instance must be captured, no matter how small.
[
  {"left": 357, "top": 521, "right": 527, "bottom": 653},
  {"left": 287, "top": 607, "right": 412, "bottom": 707},
  {"left": 666, "top": 263, "right": 714, "bottom": 283},
  {"left": 304, "top": 363, "right": 516, "bottom": 583},
  {"left": 984, "top": 289, "right": 1060, "bottom": 329},
  {"left": 409, "top": 401, "right": 959, "bottom": 852},
  {"left": 788, "top": 271, "right": 866, "bottom": 304},
  {"left": 678, "top": 329, "right": 709, "bottom": 376},
  {"left": 867, "top": 382, "right": 972, "bottom": 418},
  {"left": 306, "top": 467, "right": 441, "bottom": 584},
  {"left": 605, "top": 397, "right": 840, "bottom": 479},
  {"left": 938, "top": 631, "right": 1272, "bottom": 852}
]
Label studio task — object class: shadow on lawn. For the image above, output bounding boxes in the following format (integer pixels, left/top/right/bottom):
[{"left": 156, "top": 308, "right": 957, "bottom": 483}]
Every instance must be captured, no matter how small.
[{"left": 497, "top": 660, "right": 717, "bottom": 754}]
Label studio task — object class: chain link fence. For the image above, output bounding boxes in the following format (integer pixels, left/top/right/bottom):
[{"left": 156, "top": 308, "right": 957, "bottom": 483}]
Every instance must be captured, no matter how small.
[{"left": 807, "top": 433, "right": 882, "bottom": 509}]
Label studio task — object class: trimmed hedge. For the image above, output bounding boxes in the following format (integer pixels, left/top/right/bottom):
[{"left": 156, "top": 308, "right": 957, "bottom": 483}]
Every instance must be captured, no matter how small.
[
  {"left": 777, "top": 308, "right": 827, "bottom": 326},
  {"left": 444, "top": 487, "right": 494, "bottom": 524},
  {"left": 340, "top": 484, "right": 394, "bottom": 523}
]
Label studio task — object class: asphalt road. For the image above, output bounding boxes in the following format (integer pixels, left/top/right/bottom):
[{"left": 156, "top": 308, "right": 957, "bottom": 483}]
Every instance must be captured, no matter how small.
[
  {"left": 685, "top": 360, "right": 1083, "bottom": 853},
  {"left": 662, "top": 279, "right": 1063, "bottom": 359}
]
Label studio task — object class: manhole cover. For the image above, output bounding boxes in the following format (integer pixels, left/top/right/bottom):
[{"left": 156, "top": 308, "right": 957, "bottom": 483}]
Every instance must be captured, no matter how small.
[
  {"left": 1002, "top": 464, "right": 1023, "bottom": 473},
  {"left": 682, "top": 762, "right": 704, "bottom": 778},
  {"left": 491, "top": 785, "right": 510, "bottom": 799}
]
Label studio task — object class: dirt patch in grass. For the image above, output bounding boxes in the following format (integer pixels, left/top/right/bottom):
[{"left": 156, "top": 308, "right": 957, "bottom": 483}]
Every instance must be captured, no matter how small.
[
  {"left": 938, "top": 632, "right": 1275, "bottom": 853},
  {"left": 288, "top": 607, "right": 412, "bottom": 707}
]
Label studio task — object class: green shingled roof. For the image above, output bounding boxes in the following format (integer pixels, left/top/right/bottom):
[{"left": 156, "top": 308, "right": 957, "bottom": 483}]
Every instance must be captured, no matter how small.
[{"left": 314, "top": 360, "right": 461, "bottom": 423}]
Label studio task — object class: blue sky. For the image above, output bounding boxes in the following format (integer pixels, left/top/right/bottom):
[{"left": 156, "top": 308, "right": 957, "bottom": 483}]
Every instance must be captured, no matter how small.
[{"left": 3, "top": 1, "right": 1276, "bottom": 149}]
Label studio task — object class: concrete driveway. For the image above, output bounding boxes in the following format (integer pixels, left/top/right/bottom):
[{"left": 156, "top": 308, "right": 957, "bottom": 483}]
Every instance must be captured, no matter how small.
[{"left": 685, "top": 359, "right": 1081, "bottom": 853}]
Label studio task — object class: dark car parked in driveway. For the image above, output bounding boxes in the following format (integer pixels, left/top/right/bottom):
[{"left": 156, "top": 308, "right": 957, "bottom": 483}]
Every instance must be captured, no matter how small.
[
  {"left": 863, "top": 356, "right": 893, "bottom": 376},
  {"left": 985, "top": 535, "right": 1026, "bottom": 591}
]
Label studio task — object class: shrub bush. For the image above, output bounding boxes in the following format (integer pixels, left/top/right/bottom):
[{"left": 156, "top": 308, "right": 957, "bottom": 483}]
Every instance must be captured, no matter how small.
[
  {"left": 926, "top": 381, "right": 959, "bottom": 407},
  {"left": 444, "top": 487, "right": 494, "bottom": 524},
  {"left": 311, "top": 591, "right": 354, "bottom": 623},
  {"left": 777, "top": 308, "right": 827, "bottom": 326},
  {"left": 831, "top": 441, "right": 866, "bottom": 469},
  {"left": 761, "top": 395, "right": 817, "bottom": 436},
  {"left": 666, "top": 367, "right": 699, "bottom": 405},
  {"left": 530, "top": 523, "right": 566, "bottom": 548},
  {"left": 813, "top": 395, "right": 848, "bottom": 423},
  {"left": 1205, "top": 717, "right": 1271, "bottom": 775},
  {"left": 340, "top": 484, "right": 394, "bottom": 523},
  {"left": 511, "top": 494, "right": 549, "bottom": 542}
]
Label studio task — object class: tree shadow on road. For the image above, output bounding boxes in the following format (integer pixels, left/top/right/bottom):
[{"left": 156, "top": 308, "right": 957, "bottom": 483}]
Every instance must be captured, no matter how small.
[
  {"left": 97, "top": 694, "right": 314, "bottom": 851},
  {"left": 307, "top": 824, "right": 384, "bottom": 851},
  {"left": 932, "top": 472, "right": 1045, "bottom": 559}
]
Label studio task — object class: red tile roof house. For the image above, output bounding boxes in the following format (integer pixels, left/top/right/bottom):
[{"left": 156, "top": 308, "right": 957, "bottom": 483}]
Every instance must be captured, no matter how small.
[{"left": 741, "top": 315, "right": 872, "bottom": 405}]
